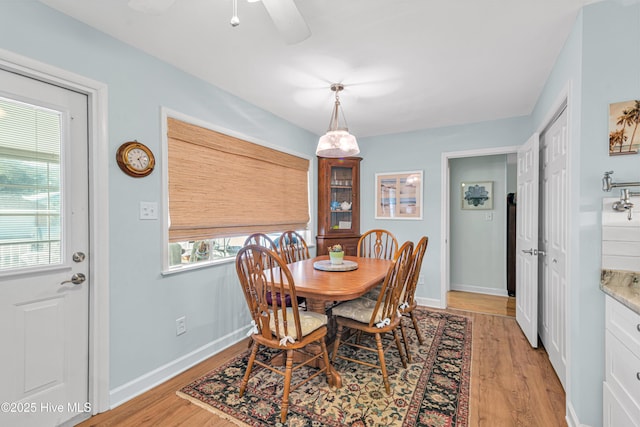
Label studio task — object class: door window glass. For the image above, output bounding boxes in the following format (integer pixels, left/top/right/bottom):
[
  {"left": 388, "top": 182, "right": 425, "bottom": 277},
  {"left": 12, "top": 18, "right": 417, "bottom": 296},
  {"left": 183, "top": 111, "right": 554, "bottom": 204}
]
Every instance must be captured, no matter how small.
[{"left": 0, "top": 98, "right": 62, "bottom": 271}]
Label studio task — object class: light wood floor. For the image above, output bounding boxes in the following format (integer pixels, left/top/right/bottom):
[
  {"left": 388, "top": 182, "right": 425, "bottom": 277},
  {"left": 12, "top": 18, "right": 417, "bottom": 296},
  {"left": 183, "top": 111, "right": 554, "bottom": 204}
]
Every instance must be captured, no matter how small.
[
  {"left": 448, "top": 290, "right": 516, "bottom": 317},
  {"left": 77, "top": 307, "right": 565, "bottom": 427}
]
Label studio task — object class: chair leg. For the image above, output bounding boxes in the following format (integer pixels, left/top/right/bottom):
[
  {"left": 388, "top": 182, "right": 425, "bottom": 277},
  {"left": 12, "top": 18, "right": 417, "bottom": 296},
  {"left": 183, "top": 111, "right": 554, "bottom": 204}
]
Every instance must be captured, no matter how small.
[
  {"left": 319, "top": 338, "right": 334, "bottom": 387},
  {"left": 374, "top": 332, "right": 391, "bottom": 394},
  {"left": 399, "top": 320, "right": 412, "bottom": 364},
  {"left": 393, "top": 329, "right": 408, "bottom": 369},
  {"left": 280, "top": 349, "right": 294, "bottom": 424},
  {"left": 331, "top": 324, "right": 344, "bottom": 363},
  {"left": 410, "top": 311, "right": 425, "bottom": 345},
  {"left": 240, "top": 342, "right": 259, "bottom": 396}
]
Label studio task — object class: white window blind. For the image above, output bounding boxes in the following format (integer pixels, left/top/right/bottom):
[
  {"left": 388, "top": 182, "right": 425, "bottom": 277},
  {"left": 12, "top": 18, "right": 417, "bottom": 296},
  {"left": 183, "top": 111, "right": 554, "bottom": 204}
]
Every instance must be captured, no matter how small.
[{"left": 0, "top": 98, "right": 62, "bottom": 270}]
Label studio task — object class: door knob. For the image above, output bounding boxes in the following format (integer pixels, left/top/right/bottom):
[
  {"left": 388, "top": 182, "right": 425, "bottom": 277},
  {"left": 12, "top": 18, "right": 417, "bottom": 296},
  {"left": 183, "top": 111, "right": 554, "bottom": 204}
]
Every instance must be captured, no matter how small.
[
  {"left": 72, "top": 252, "right": 86, "bottom": 263},
  {"left": 60, "top": 273, "right": 86, "bottom": 286},
  {"left": 521, "top": 248, "right": 546, "bottom": 256}
]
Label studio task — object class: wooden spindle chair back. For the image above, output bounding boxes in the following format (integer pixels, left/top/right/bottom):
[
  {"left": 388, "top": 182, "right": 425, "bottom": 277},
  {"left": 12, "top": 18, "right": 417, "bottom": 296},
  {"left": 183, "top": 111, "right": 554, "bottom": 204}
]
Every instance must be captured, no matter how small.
[
  {"left": 398, "top": 236, "right": 429, "bottom": 358},
  {"left": 357, "top": 229, "right": 399, "bottom": 260},
  {"left": 278, "top": 230, "right": 310, "bottom": 264},
  {"left": 243, "top": 232, "right": 278, "bottom": 253}
]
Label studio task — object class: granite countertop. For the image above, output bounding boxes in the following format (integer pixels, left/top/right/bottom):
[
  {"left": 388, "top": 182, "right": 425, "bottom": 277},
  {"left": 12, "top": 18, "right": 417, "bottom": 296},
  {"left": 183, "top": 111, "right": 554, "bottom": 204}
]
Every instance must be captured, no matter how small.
[{"left": 600, "top": 269, "right": 640, "bottom": 314}]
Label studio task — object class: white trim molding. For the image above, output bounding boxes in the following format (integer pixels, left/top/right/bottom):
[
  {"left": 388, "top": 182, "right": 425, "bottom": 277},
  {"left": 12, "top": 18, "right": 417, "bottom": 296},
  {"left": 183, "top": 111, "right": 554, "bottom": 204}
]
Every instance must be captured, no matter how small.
[
  {"left": 109, "top": 328, "right": 247, "bottom": 408},
  {"left": 450, "top": 284, "right": 509, "bottom": 297},
  {"left": 415, "top": 296, "right": 442, "bottom": 309}
]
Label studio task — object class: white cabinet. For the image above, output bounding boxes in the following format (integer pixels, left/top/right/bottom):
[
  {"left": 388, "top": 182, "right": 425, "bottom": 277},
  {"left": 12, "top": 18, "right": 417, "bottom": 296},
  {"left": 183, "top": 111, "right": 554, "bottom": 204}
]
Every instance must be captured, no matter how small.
[{"left": 603, "top": 296, "right": 640, "bottom": 427}]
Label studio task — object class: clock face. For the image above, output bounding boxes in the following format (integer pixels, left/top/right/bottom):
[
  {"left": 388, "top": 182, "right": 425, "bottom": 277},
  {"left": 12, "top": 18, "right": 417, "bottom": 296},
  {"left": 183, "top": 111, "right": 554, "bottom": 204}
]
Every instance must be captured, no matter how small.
[
  {"left": 126, "top": 147, "right": 150, "bottom": 171},
  {"left": 116, "top": 141, "right": 155, "bottom": 177}
]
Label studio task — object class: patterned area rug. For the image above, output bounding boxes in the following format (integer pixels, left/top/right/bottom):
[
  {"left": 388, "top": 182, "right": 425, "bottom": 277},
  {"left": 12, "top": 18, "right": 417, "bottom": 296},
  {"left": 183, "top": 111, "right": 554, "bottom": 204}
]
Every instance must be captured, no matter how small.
[{"left": 177, "top": 308, "right": 471, "bottom": 426}]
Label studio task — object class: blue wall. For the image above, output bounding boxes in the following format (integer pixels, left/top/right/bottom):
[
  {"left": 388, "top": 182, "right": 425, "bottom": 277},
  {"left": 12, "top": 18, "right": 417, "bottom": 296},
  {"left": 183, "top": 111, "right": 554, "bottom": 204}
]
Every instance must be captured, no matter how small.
[
  {"left": 450, "top": 155, "right": 509, "bottom": 295},
  {"left": 359, "top": 117, "right": 530, "bottom": 301}
]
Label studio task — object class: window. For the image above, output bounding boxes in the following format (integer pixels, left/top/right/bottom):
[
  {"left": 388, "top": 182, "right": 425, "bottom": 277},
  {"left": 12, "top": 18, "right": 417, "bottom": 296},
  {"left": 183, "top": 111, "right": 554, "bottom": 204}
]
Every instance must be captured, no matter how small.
[
  {"left": 166, "top": 117, "right": 310, "bottom": 269},
  {"left": 0, "top": 98, "right": 62, "bottom": 271}
]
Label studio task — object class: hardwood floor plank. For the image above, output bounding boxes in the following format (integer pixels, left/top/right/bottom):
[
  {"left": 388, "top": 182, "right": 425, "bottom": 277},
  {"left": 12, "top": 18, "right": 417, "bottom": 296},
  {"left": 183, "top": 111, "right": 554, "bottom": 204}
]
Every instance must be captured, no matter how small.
[
  {"left": 78, "top": 309, "right": 565, "bottom": 426},
  {"left": 466, "top": 311, "right": 566, "bottom": 427},
  {"left": 448, "top": 290, "right": 516, "bottom": 317}
]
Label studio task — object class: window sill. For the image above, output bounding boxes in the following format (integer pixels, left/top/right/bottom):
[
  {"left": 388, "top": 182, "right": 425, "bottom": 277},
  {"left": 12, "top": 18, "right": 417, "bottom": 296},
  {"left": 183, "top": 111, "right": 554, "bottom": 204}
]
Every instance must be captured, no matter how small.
[
  {"left": 161, "top": 242, "right": 316, "bottom": 277},
  {"left": 161, "top": 256, "right": 235, "bottom": 276}
]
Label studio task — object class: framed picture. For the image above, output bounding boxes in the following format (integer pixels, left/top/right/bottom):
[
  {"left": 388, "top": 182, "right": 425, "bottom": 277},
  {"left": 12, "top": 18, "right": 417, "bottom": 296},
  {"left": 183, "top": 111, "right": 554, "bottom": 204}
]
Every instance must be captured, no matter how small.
[
  {"left": 609, "top": 100, "right": 640, "bottom": 155},
  {"left": 461, "top": 181, "right": 493, "bottom": 210},
  {"left": 375, "top": 170, "right": 423, "bottom": 220}
]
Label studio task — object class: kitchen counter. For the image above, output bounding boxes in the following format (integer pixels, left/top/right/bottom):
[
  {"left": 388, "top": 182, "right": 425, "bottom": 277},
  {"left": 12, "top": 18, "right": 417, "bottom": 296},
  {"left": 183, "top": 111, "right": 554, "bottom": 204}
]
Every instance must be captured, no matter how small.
[{"left": 600, "top": 269, "right": 640, "bottom": 315}]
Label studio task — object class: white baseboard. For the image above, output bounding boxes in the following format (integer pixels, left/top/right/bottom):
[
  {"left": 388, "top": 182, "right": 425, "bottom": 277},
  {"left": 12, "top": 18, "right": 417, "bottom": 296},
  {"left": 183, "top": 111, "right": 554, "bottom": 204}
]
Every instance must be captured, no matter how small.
[
  {"left": 109, "top": 327, "right": 247, "bottom": 409},
  {"left": 450, "top": 283, "right": 509, "bottom": 297},
  {"left": 416, "top": 296, "right": 445, "bottom": 309},
  {"left": 566, "top": 401, "right": 592, "bottom": 427}
]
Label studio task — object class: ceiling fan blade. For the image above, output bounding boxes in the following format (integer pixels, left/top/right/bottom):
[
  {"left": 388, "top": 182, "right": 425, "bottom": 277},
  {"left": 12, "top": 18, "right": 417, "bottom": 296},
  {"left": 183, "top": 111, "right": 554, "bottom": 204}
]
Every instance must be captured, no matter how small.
[
  {"left": 128, "top": 0, "right": 177, "bottom": 15},
  {"left": 261, "top": 0, "right": 311, "bottom": 44}
]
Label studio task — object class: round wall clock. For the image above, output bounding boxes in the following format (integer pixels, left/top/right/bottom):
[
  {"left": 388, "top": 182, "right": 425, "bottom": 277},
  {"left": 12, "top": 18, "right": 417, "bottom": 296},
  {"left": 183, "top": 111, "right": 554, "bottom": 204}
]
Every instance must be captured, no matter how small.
[{"left": 116, "top": 140, "right": 155, "bottom": 177}]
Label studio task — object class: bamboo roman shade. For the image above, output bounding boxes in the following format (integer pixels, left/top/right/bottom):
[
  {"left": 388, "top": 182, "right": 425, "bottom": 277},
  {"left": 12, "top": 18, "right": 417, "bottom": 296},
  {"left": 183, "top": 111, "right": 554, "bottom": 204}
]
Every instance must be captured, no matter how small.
[{"left": 167, "top": 118, "right": 310, "bottom": 242}]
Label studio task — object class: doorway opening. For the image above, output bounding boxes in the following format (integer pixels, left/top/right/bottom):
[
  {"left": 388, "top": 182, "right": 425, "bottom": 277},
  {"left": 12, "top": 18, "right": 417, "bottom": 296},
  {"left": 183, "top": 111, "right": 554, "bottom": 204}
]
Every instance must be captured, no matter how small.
[{"left": 440, "top": 146, "right": 518, "bottom": 312}]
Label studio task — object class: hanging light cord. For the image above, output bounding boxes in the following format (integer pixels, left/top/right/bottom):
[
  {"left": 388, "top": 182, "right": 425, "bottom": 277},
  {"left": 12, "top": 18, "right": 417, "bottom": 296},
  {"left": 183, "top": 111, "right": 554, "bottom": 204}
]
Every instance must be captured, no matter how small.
[
  {"left": 230, "top": 0, "right": 240, "bottom": 27},
  {"left": 328, "top": 84, "right": 350, "bottom": 132}
]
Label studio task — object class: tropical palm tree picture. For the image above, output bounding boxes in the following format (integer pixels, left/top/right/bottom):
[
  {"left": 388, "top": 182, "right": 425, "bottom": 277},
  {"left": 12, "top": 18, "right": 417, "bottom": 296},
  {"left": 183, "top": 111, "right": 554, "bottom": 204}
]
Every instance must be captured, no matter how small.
[{"left": 609, "top": 100, "right": 640, "bottom": 155}]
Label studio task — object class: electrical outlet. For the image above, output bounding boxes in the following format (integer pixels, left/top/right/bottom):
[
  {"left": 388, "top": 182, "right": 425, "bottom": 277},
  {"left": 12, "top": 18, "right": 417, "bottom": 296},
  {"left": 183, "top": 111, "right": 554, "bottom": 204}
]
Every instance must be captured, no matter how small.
[
  {"left": 140, "top": 201, "right": 158, "bottom": 220},
  {"left": 176, "top": 316, "right": 186, "bottom": 336}
]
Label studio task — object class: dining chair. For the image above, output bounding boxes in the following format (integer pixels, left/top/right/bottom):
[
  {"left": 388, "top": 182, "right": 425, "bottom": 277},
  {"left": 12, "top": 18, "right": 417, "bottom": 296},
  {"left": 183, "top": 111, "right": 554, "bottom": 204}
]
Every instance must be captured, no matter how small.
[
  {"left": 243, "top": 232, "right": 278, "bottom": 252},
  {"left": 357, "top": 229, "right": 399, "bottom": 260},
  {"left": 359, "top": 229, "right": 399, "bottom": 302},
  {"left": 278, "top": 230, "right": 310, "bottom": 264},
  {"left": 235, "top": 245, "right": 334, "bottom": 424},
  {"left": 398, "top": 236, "right": 429, "bottom": 361},
  {"left": 331, "top": 240, "right": 414, "bottom": 394},
  {"left": 243, "top": 232, "right": 303, "bottom": 308}
]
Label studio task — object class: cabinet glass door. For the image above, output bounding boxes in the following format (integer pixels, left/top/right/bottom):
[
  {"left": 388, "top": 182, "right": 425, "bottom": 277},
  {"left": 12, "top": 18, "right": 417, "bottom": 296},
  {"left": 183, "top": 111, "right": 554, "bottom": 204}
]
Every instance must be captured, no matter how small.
[{"left": 330, "top": 166, "right": 353, "bottom": 231}]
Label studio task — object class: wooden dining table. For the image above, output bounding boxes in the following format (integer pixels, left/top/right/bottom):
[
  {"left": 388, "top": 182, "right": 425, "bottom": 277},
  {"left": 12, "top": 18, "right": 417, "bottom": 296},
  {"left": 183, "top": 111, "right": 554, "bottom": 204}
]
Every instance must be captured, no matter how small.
[
  {"left": 282, "top": 255, "right": 393, "bottom": 388},
  {"left": 287, "top": 255, "right": 393, "bottom": 314}
]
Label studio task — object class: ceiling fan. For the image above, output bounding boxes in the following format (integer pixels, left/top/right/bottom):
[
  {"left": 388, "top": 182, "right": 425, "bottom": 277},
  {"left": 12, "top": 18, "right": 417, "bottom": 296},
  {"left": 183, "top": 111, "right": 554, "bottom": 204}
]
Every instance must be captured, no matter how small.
[{"left": 127, "top": 0, "right": 311, "bottom": 44}]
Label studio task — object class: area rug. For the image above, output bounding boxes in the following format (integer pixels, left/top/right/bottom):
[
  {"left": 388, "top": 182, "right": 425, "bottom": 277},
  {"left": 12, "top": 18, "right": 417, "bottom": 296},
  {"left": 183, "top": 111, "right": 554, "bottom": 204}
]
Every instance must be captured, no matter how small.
[{"left": 177, "top": 308, "right": 471, "bottom": 426}]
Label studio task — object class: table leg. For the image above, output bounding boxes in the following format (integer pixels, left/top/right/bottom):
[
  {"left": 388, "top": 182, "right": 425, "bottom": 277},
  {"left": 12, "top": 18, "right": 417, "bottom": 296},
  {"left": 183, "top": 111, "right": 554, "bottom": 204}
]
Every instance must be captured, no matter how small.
[{"left": 303, "top": 298, "right": 342, "bottom": 388}]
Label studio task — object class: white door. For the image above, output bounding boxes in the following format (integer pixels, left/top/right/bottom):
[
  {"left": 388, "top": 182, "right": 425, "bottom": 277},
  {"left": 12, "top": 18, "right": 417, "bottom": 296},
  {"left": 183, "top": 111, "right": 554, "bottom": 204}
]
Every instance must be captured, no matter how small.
[
  {"left": 538, "top": 106, "right": 568, "bottom": 388},
  {"left": 516, "top": 133, "right": 540, "bottom": 348},
  {"left": 0, "top": 69, "right": 90, "bottom": 426}
]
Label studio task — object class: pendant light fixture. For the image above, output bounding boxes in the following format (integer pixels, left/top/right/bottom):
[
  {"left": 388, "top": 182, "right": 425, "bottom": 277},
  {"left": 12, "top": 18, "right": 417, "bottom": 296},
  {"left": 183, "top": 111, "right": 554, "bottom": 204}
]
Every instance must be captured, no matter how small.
[{"left": 316, "top": 83, "right": 360, "bottom": 158}]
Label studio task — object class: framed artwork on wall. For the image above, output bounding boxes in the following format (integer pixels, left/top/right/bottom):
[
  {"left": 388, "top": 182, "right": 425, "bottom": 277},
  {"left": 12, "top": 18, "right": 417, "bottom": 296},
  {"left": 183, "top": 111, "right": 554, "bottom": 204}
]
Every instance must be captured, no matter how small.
[
  {"left": 609, "top": 99, "right": 640, "bottom": 155},
  {"left": 461, "top": 181, "right": 493, "bottom": 210},
  {"left": 375, "top": 170, "right": 423, "bottom": 220}
]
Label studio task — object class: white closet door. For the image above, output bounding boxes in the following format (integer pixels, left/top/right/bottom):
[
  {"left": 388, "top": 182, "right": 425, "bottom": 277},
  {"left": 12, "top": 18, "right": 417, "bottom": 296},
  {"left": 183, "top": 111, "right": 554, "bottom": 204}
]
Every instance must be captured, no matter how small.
[
  {"left": 516, "top": 132, "right": 540, "bottom": 348},
  {"left": 539, "top": 106, "right": 568, "bottom": 388}
]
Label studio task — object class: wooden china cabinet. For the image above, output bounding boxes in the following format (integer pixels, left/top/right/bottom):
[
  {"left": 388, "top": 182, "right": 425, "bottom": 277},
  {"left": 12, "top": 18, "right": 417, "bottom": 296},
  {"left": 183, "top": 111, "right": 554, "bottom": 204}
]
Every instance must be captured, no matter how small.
[{"left": 316, "top": 157, "right": 362, "bottom": 256}]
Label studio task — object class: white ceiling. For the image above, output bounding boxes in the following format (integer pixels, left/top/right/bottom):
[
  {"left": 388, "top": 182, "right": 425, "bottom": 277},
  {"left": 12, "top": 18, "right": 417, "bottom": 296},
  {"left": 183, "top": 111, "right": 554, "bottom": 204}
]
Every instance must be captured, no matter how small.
[{"left": 40, "top": 0, "right": 595, "bottom": 138}]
